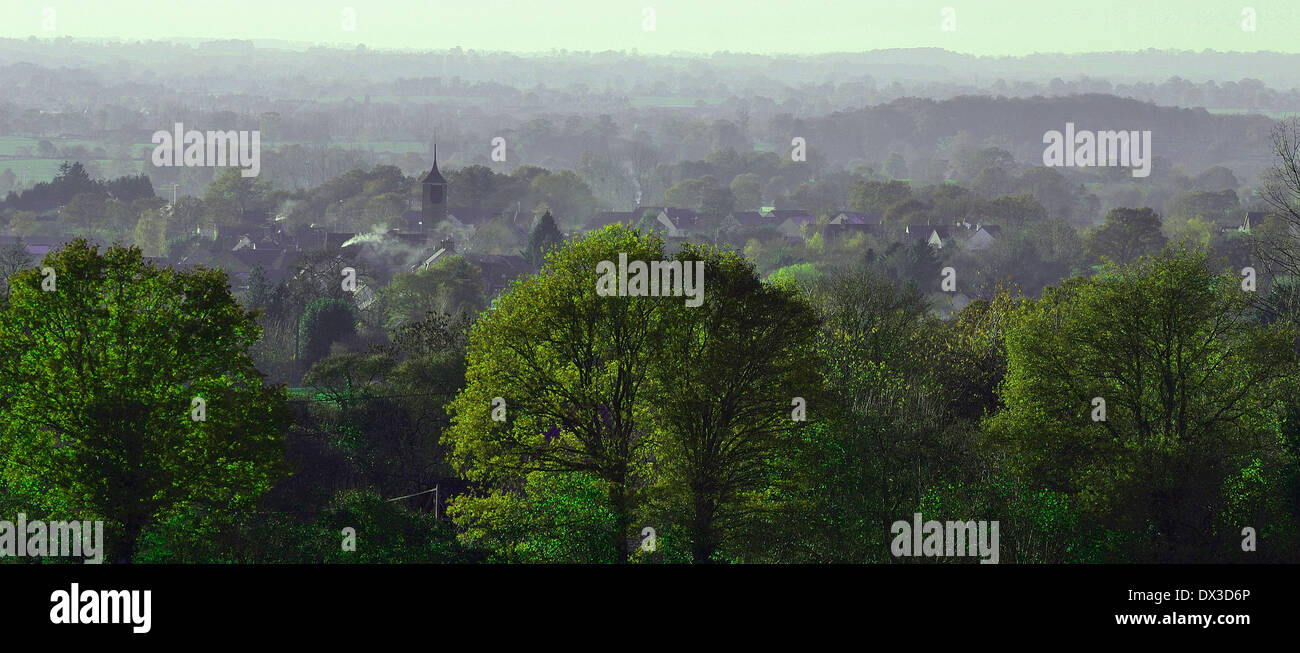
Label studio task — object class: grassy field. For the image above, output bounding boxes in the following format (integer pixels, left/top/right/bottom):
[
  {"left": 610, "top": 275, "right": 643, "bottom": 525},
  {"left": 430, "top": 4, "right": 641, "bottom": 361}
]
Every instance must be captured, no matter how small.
[
  {"left": 0, "top": 136, "right": 103, "bottom": 156},
  {"left": 260, "top": 140, "right": 428, "bottom": 154},
  {"left": 0, "top": 136, "right": 156, "bottom": 157},
  {"left": 0, "top": 136, "right": 427, "bottom": 186}
]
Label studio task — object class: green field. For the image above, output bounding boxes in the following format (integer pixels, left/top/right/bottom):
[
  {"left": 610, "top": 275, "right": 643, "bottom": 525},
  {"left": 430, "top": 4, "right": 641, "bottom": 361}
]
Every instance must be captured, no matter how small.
[
  {"left": 0, "top": 159, "right": 145, "bottom": 183},
  {"left": 0, "top": 135, "right": 155, "bottom": 157},
  {"left": 261, "top": 140, "right": 428, "bottom": 154},
  {"left": 0, "top": 136, "right": 429, "bottom": 186},
  {"left": 0, "top": 136, "right": 101, "bottom": 156}
]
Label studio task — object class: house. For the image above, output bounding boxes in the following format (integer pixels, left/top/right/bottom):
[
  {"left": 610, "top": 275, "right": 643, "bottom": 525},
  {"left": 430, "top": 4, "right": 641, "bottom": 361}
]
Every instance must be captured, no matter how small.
[
  {"left": 412, "top": 237, "right": 457, "bottom": 272},
  {"left": 766, "top": 209, "right": 814, "bottom": 221},
  {"left": 733, "top": 211, "right": 770, "bottom": 228},
  {"left": 906, "top": 224, "right": 954, "bottom": 249},
  {"left": 778, "top": 215, "right": 816, "bottom": 239},
  {"left": 964, "top": 225, "right": 1002, "bottom": 251},
  {"left": 717, "top": 210, "right": 777, "bottom": 234},
  {"left": 0, "top": 234, "right": 82, "bottom": 258},
  {"left": 406, "top": 237, "right": 528, "bottom": 298},
  {"left": 829, "top": 211, "right": 883, "bottom": 226},
  {"left": 1239, "top": 211, "right": 1267, "bottom": 233},
  {"left": 648, "top": 207, "right": 699, "bottom": 237},
  {"left": 585, "top": 208, "right": 699, "bottom": 237}
]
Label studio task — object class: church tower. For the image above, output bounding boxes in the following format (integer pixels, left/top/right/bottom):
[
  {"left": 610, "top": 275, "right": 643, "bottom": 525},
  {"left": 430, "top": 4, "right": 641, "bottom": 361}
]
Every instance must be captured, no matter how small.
[{"left": 421, "top": 144, "right": 447, "bottom": 231}]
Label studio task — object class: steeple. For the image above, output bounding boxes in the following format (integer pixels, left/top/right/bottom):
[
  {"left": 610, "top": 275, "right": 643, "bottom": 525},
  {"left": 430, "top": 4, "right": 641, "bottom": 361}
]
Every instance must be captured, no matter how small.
[
  {"left": 423, "top": 144, "right": 446, "bottom": 185},
  {"left": 420, "top": 141, "right": 448, "bottom": 231}
]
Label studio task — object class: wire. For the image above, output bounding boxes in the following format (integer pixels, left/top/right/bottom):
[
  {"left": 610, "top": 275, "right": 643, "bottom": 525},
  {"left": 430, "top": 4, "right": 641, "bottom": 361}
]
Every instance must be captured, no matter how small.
[{"left": 385, "top": 487, "right": 437, "bottom": 502}]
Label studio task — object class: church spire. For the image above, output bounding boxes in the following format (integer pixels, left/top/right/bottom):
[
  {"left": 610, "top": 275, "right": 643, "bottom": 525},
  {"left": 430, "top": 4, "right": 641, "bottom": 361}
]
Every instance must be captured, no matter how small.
[
  {"left": 423, "top": 141, "right": 446, "bottom": 184},
  {"left": 421, "top": 139, "right": 448, "bottom": 232}
]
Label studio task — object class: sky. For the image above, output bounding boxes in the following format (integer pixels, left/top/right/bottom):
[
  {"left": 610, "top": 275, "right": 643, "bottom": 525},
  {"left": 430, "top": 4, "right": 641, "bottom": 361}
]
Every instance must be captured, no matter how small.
[{"left": 2, "top": 0, "right": 1299, "bottom": 55}]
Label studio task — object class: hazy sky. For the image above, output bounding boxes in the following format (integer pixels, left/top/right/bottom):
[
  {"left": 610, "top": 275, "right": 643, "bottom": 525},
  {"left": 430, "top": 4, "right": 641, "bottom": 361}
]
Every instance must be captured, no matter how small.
[{"left": 3, "top": 0, "right": 1299, "bottom": 55}]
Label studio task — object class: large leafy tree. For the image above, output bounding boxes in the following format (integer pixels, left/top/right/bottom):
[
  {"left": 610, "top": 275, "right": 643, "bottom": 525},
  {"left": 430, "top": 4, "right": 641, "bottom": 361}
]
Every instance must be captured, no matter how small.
[
  {"left": 847, "top": 179, "right": 912, "bottom": 214},
  {"left": 379, "top": 255, "right": 486, "bottom": 329},
  {"left": 991, "top": 247, "right": 1298, "bottom": 560},
  {"left": 528, "top": 170, "right": 599, "bottom": 223},
  {"left": 762, "top": 266, "right": 961, "bottom": 562},
  {"left": 0, "top": 240, "right": 289, "bottom": 562},
  {"left": 647, "top": 244, "right": 822, "bottom": 562},
  {"left": 60, "top": 192, "right": 105, "bottom": 235},
  {"left": 204, "top": 166, "right": 272, "bottom": 219},
  {"left": 445, "top": 225, "right": 668, "bottom": 562},
  {"left": 1085, "top": 207, "right": 1166, "bottom": 265}
]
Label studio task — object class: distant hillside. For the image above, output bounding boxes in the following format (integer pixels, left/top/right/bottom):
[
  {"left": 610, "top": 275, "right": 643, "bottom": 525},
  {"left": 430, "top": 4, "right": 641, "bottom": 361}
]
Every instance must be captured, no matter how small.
[{"left": 805, "top": 94, "right": 1276, "bottom": 179}]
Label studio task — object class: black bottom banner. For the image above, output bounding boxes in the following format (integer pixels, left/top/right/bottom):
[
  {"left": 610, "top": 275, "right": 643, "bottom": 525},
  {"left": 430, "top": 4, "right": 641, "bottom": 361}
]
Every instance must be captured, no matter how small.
[{"left": 2, "top": 563, "right": 1292, "bottom": 642}]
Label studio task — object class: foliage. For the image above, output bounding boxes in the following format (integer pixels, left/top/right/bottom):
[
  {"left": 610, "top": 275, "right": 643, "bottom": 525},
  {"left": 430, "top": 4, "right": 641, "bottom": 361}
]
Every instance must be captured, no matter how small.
[
  {"left": 0, "top": 240, "right": 289, "bottom": 562},
  {"left": 297, "top": 297, "right": 357, "bottom": 370},
  {"left": 990, "top": 247, "right": 1298, "bottom": 561}
]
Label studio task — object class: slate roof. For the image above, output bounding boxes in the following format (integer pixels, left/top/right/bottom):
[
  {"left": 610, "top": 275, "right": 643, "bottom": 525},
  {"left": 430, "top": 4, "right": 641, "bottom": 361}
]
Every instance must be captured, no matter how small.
[
  {"left": 768, "top": 209, "right": 815, "bottom": 221},
  {"left": 729, "top": 211, "right": 769, "bottom": 228},
  {"left": 833, "top": 211, "right": 884, "bottom": 225}
]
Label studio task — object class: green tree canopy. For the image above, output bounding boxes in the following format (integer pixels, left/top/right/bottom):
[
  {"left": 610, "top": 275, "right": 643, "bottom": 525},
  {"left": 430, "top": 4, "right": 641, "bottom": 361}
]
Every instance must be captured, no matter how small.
[
  {"left": 647, "top": 243, "right": 822, "bottom": 562},
  {"left": 0, "top": 240, "right": 289, "bottom": 562},
  {"left": 991, "top": 247, "right": 1298, "bottom": 560},
  {"left": 1085, "top": 206, "right": 1167, "bottom": 265},
  {"left": 445, "top": 225, "right": 669, "bottom": 561}
]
